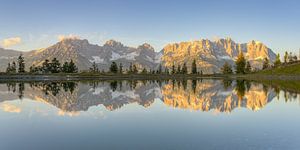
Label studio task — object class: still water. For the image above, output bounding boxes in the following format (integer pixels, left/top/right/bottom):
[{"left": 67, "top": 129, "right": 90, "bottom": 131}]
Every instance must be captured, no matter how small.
[{"left": 0, "top": 79, "right": 299, "bottom": 150}]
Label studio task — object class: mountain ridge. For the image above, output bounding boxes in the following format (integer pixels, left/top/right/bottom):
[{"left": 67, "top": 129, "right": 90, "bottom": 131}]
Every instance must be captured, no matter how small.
[{"left": 0, "top": 38, "right": 276, "bottom": 73}]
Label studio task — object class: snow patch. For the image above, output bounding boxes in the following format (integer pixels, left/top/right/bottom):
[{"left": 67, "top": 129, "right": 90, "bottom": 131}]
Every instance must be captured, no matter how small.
[
  {"left": 154, "top": 53, "right": 162, "bottom": 63},
  {"left": 111, "top": 51, "right": 138, "bottom": 61},
  {"left": 90, "top": 56, "right": 104, "bottom": 63}
]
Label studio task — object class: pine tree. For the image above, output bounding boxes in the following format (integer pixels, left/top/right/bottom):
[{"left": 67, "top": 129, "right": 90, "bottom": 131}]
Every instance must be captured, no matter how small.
[
  {"left": 42, "top": 59, "right": 50, "bottom": 73},
  {"left": 262, "top": 57, "right": 270, "bottom": 69},
  {"left": 245, "top": 61, "right": 252, "bottom": 73},
  {"left": 11, "top": 61, "right": 16, "bottom": 73},
  {"left": 235, "top": 52, "right": 246, "bottom": 74},
  {"left": 29, "top": 64, "right": 35, "bottom": 73},
  {"left": 288, "top": 52, "right": 294, "bottom": 63},
  {"left": 68, "top": 59, "right": 78, "bottom": 73},
  {"left": 129, "top": 63, "right": 133, "bottom": 73},
  {"left": 6, "top": 63, "right": 11, "bottom": 73},
  {"left": 221, "top": 62, "right": 233, "bottom": 74},
  {"left": 17, "top": 54, "right": 25, "bottom": 73},
  {"left": 164, "top": 68, "right": 169, "bottom": 75},
  {"left": 132, "top": 64, "right": 138, "bottom": 74},
  {"left": 177, "top": 65, "right": 181, "bottom": 74},
  {"left": 181, "top": 63, "right": 188, "bottom": 74},
  {"left": 141, "top": 68, "right": 148, "bottom": 74},
  {"left": 109, "top": 62, "right": 118, "bottom": 73},
  {"left": 171, "top": 64, "right": 175, "bottom": 74},
  {"left": 90, "top": 62, "right": 98, "bottom": 73},
  {"left": 157, "top": 64, "right": 162, "bottom": 74},
  {"left": 62, "top": 62, "right": 69, "bottom": 73},
  {"left": 274, "top": 53, "right": 281, "bottom": 67},
  {"left": 284, "top": 51, "right": 288, "bottom": 63},
  {"left": 191, "top": 59, "right": 197, "bottom": 74},
  {"left": 119, "top": 63, "right": 123, "bottom": 74},
  {"left": 50, "top": 58, "right": 61, "bottom": 73}
]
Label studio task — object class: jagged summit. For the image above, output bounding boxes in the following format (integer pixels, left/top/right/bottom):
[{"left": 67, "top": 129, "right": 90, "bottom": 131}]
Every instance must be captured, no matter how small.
[
  {"left": 138, "top": 43, "right": 155, "bottom": 51},
  {"left": 162, "top": 38, "right": 276, "bottom": 73},
  {"left": 104, "top": 39, "right": 123, "bottom": 47}
]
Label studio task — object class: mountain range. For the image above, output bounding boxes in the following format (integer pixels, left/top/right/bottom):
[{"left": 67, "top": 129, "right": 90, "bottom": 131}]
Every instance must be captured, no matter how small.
[{"left": 0, "top": 38, "right": 276, "bottom": 73}]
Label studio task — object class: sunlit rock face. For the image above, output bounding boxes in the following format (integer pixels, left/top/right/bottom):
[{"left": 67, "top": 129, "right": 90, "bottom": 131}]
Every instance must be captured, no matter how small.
[
  {"left": 162, "top": 38, "right": 276, "bottom": 74},
  {"left": 161, "top": 80, "right": 276, "bottom": 113}
]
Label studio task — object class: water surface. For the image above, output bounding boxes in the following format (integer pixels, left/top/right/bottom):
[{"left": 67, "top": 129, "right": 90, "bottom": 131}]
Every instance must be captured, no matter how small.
[{"left": 0, "top": 79, "right": 299, "bottom": 150}]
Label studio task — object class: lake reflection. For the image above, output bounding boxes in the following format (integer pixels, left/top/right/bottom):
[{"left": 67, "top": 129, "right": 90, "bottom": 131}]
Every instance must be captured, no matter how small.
[
  {"left": 1, "top": 79, "right": 300, "bottom": 150},
  {"left": 0, "top": 79, "right": 296, "bottom": 113}
]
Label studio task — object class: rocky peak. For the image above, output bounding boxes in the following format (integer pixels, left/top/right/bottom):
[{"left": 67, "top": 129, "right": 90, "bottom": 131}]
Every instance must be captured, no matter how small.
[
  {"left": 162, "top": 38, "right": 276, "bottom": 74},
  {"left": 138, "top": 43, "right": 155, "bottom": 51},
  {"left": 104, "top": 40, "right": 123, "bottom": 47}
]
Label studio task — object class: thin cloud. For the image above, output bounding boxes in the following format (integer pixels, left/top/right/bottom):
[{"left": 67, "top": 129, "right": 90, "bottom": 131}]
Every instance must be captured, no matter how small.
[
  {"left": 57, "top": 34, "right": 80, "bottom": 41},
  {"left": 1, "top": 37, "right": 22, "bottom": 48}
]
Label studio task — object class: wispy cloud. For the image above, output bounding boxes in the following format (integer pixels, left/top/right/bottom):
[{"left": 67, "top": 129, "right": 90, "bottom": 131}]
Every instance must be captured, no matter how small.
[
  {"left": 57, "top": 34, "right": 80, "bottom": 41},
  {"left": 1, "top": 37, "right": 22, "bottom": 48}
]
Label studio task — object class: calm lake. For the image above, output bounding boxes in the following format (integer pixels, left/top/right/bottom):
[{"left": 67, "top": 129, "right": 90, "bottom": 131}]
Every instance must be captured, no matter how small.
[{"left": 0, "top": 79, "right": 299, "bottom": 150}]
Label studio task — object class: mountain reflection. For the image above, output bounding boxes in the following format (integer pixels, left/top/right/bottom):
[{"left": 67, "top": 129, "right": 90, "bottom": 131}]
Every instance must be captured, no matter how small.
[{"left": 0, "top": 79, "right": 298, "bottom": 113}]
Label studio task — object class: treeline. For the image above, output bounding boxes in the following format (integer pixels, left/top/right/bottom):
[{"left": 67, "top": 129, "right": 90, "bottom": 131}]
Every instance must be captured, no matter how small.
[
  {"left": 221, "top": 51, "right": 299, "bottom": 74},
  {"left": 93, "top": 59, "right": 202, "bottom": 75},
  {"left": 6, "top": 54, "right": 78, "bottom": 74}
]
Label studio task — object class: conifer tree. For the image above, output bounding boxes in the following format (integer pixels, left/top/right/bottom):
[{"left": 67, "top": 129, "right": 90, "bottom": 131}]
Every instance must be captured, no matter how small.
[
  {"left": 42, "top": 59, "right": 50, "bottom": 73},
  {"left": 181, "top": 63, "right": 188, "bottom": 74},
  {"left": 62, "top": 62, "right": 69, "bottom": 73},
  {"left": 68, "top": 60, "right": 78, "bottom": 73},
  {"left": 164, "top": 68, "right": 169, "bottom": 75},
  {"left": 274, "top": 53, "right": 281, "bottom": 67},
  {"left": 11, "top": 61, "right": 16, "bottom": 73},
  {"left": 171, "top": 64, "right": 175, "bottom": 74},
  {"left": 109, "top": 62, "right": 118, "bottom": 73},
  {"left": 284, "top": 51, "right": 288, "bottom": 63},
  {"left": 132, "top": 64, "right": 138, "bottom": 74},
  {"left": 262, "top": 57, "right": 270, "bottom": 69},
  {"left": 235, "top": 52, "right": 246, "bottom": 74},
  {"left": 177, "top": 65, "right": 181, "bottom": 74},
  {"left": 141, "top": 68, "right": 148, "bottom": 74},
  {"left": 6, "top": 63, "right": 11, "bottom": 73},
  {"left": 129, "top": 63, "right": 133, "bottom": 73},
  {"left": 157, "top": 64, "right": 162, "bottom": 74},
  {"left": 245, "top": 61, "right": 252, "bottom": 73},
  {"left": 90, "top": 62, "right": 98, "bottom": 73},
  {"left": 50, "top": 58, "right": 61, "bottom": 73},
  {"left": 221, "top": 62, "right": 233, "bottom": 74},
  {"left": 191, "top": 59, "right": 197, "bottom": 74},
  {"left": 119, "top": 63, "right": 123, "bottom": 74},
  {"left": 17, "top": 54, "right": 25, "bottom": 73}
]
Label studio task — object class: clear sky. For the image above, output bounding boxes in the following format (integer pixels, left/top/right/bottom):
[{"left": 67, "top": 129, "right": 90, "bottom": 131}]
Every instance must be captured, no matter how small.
[{"left": 0, "top": 0, "right": 299, "bottom": 55}]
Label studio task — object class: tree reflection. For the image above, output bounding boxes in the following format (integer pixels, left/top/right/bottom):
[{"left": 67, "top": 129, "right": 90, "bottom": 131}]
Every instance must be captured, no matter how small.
[
  {"left": 222, "top": 79, "right": 232, "bottom": 90},
  {"left": 235, "top": 80, "right": 246, "bottom": 100}
]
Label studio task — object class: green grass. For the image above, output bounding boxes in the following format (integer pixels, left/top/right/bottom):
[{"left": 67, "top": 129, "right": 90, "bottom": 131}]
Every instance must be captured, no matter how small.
[{"left": 257, "top": 63, "right": 300, "bottom": 75}]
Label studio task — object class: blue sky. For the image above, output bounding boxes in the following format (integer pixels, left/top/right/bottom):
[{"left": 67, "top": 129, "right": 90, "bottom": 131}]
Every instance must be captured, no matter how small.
[{"left": 0, "top": 0, "right": 299, "bottom": 55}]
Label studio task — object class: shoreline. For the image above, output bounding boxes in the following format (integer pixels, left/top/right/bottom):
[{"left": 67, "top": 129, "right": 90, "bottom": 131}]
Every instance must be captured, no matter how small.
[
  {"left": 0, "top": 73, "right": 228, "bottom": 81},
  {"left": 0, "top": 73, "right": 299, "bottom": 81}
]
